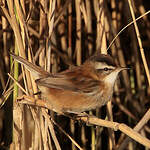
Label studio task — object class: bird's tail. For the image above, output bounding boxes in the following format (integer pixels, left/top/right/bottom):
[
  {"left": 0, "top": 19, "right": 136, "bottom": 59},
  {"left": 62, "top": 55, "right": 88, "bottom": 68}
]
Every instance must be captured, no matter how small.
[{"left": 10, "top": 52, "right": 50, "bottom": 80}]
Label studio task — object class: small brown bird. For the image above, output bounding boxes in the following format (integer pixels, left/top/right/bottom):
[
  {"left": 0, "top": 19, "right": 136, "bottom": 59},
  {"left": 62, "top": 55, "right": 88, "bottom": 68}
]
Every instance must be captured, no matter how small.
[{"left": 10, "top": 53, "right": 128, "bottom": 114}]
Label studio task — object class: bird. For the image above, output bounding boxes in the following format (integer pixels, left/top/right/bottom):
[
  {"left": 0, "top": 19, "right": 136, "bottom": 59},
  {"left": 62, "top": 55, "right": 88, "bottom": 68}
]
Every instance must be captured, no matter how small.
[{"left": 10, "top": 52, "right": 128, "bottom": 115}]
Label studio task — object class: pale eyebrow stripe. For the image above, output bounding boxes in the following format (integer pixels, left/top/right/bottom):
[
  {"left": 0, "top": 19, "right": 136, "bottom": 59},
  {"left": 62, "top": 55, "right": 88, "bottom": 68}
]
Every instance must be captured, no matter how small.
[{"left": 95, "top": 62, "right": 115, "bottom": 70}]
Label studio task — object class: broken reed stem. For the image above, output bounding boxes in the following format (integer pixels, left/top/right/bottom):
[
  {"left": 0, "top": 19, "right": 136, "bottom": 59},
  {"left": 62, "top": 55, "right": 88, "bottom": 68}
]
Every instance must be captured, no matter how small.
[
  {"left": 79, "top": 115, "right": 150, "bottom": 148},
  {"left": 117, "top": 108, "right": 150, "bottom": 150}
]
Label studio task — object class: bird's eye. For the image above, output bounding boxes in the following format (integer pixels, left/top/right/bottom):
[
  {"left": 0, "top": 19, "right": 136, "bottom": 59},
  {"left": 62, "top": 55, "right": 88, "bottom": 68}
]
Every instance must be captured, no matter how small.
[{"left": 104, "top": 67, "right": 109, "bottom": 71}]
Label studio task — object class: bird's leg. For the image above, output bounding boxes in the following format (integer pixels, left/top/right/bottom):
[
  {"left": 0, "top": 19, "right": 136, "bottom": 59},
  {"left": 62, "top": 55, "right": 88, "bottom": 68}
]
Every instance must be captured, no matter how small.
[
  {"left": 76, "top": 112, "right": 98, "bottom": 126},
  {"left": 70, "top": 112, "right": 94, "bottom": 126}
]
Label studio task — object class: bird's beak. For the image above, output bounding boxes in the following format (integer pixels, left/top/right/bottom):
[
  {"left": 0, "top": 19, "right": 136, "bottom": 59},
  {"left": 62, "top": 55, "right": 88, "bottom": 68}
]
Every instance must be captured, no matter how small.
[
  {"left": 117, "top": 67, "right": 131, "bottom": 72},
  {"left": 121, "top": 67, "right": 130, "bottom": 70}
]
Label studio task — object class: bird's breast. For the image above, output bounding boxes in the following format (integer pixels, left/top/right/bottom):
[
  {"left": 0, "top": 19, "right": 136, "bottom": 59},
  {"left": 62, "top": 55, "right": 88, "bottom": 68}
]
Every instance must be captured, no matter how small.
[{"left": 39, "top": 82, "right": 114, "bottom": 113}]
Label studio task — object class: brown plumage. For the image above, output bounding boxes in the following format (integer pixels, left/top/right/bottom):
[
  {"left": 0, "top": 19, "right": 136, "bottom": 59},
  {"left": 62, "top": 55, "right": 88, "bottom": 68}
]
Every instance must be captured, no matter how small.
[{"left": 10, "top": 53, "right": 127, "bottom": 114}]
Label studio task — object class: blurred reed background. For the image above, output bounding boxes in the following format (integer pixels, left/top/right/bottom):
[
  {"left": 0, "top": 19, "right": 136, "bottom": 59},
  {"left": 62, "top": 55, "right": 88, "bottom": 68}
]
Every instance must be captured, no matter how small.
[{"left": 0, "top": 0, "right": 150, "bottom": 150}]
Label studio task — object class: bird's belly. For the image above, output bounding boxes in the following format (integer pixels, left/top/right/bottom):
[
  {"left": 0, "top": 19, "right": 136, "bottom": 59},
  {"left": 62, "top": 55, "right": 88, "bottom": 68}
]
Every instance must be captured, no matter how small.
[{"left": 40, "top": 86, "right": 113, "bottom": 114}]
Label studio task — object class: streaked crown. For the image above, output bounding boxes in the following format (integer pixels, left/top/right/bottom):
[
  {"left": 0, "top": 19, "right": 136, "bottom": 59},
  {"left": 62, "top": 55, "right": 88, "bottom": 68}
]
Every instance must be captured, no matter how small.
[
  {"left": 85, "top": 54, "right": 125, "bottom": 85},
  {"left": 88, "top": 54, "right": 116, "bottom": 74}
]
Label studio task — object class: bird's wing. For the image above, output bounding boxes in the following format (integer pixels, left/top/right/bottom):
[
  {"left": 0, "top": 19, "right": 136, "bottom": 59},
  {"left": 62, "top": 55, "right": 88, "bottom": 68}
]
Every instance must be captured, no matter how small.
[
  {"left": 35, "top": 70, "right": 100, "bottom": 93},
  {"left": 36, "top": 75, "right": 79, "bottom": 91}
]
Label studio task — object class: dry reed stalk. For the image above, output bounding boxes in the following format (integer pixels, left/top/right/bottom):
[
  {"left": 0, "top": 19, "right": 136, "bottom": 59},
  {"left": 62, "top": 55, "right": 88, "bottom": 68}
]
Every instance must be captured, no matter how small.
[
  {"left": 94, "top": 0, "right": 107, "bottom": 53},
  {"left": 78, "top": 115, "right": 150, "bottom": 148},
  {"left": 105, "top": 1, "right": 131, "bottom": 93},
  {"left": 42, "top": 110, "right": 61, "bottom": 150},
  {"left": 118, "top": 108, "right": 150, "bottom": 150},
  {"left": 115, "top": 97, "right": 136, "bottom": 120},
  {"left": 50, "top": 115, "right": 83, "bottom": 150},
  {"left": 80, "top": 1, "right": 96, "bottom": 149},
  {"left": 57, "top": 1, "right": 67, "bottom": 52},
  {"left": 2, "top": 1, "right": 9, "bottom": 76},
  {"left": 0, "top": 60, "right": 6, "bottom": 89},
  {"left": 0, "top": 0, "right": 150, "bottom": 149},
  {"left": 99, "top": 1, "right": 115, "bottom": 149},
  {"left": 81, "top": 125, "right": 86, "bottom": 150},
  {"left": 106, "top": 10, "right": 150, "bottom": 52},
  {"left": 68, "top": 2, "right": 72, "bottom": 58},
  {"left": 138, "top": 2, "right": 150, "bottom": 40},
  {"left": 15, "top": 0, "right": 41, "bottom": 148},
  {"left": 75, "top": 0, "right": 82, "bottom": 66},
  {"left": 70, "top": 119, "right": 76, "bottom": 150},
  {"left": 68, "top": 3, "right": 76, "bottom": 150},
  {"left": 127, "top": 0, "right": 150, "bottom": 86},
  {"left": 85, "top": 0, "right": 92, "bottom": 55},
  {"left": 4, "top": 1, "right": 29, "bottom": 149},
  {"left": 107, "top": 102, "right": 116, "bottom": 149}
]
